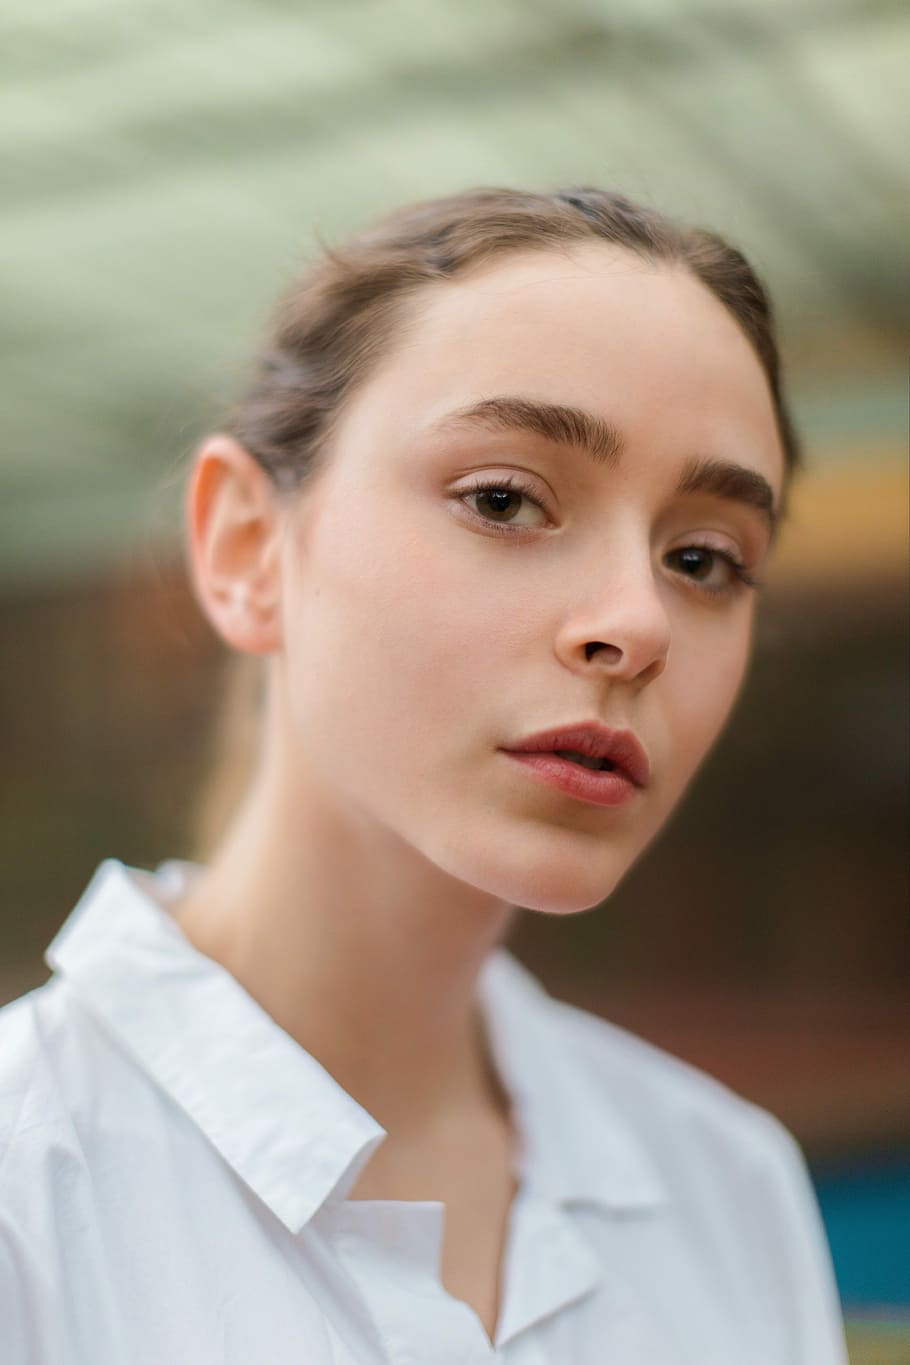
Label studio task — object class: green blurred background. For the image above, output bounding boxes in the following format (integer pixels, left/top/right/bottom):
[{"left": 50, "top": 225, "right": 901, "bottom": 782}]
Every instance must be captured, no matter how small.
[{"left": 1, "top": 4, "right": 908, "bottom": 1358}]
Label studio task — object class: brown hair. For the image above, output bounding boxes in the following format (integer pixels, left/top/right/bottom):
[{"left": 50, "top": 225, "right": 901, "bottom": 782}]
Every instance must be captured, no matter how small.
[
  {"left": 189, "top": 185, "right": 801, "bottom": 859},
  {"left": 226, "top": 185, "right": 801, "bottom": 495}
]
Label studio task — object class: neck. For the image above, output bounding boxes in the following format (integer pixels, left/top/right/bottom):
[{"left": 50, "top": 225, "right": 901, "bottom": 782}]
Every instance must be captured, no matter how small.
[{"left": 172, "top": 706, "right": 517, "bottom": 1136}]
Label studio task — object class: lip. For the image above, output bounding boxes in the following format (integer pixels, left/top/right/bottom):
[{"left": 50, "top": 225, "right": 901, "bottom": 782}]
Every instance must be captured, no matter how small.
[
  {"left": 500, "top": 750, "right": 640, "bottom": 807},
  {"left": 499, "top": 721, "right": 651, "bottom": 795}
]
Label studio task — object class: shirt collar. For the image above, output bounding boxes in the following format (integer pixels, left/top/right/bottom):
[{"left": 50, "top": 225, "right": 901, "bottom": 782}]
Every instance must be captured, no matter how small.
[
  {"left": 46, "top": 858, "right": 667, "bottom": 1237},
  {"left": 45, "top": 858, "right": 385, "bottom": 1234}
]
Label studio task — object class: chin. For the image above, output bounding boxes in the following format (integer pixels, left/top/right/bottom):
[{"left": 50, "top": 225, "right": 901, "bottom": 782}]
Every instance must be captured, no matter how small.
[
  {"left": 515, "top": 872, "right": 625, "bottom": 917},
  {"left": 459, "top": 839, "right": 633, "bottom": 916}
]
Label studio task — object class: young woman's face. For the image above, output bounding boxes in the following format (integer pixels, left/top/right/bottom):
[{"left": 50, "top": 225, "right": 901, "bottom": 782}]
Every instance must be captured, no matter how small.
[{"left": 275, "top": 244, "right": 785, "bottom": 913}]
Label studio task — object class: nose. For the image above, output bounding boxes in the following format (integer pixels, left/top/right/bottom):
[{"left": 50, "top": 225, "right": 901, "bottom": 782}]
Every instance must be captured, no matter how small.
[{"left": 553, "top": 551, "right": 671, "bottom": 689}]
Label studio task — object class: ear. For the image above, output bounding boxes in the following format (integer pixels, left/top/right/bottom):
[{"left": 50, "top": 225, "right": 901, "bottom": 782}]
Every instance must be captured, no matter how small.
[{"left": 184, "top": 434, "right": 285, "bottom": 655}]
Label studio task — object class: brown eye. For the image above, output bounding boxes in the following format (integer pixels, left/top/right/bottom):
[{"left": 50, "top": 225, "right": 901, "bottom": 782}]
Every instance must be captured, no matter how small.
[
  {"left": 670, "top": 547, "right": 717, "bottom": 581},
  {"left": 458, "top": 475, "right": 548, "bottom": 531},
  {"left": 664, "top": 545, "right": 758, "bottom": 599},
  {"left": 472, "top": 488, "right": 525, "bottom": 523}
]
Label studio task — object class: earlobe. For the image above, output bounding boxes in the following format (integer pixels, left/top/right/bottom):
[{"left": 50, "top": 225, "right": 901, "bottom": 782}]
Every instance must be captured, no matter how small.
[{"left": 184, "top": 434, "right": 284, "bottom": 656}]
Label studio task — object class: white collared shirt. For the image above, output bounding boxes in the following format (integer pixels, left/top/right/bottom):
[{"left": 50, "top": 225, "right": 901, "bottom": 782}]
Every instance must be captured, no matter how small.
[{"left": 0, "top": 858, "right": 848, "bottom": 1364}]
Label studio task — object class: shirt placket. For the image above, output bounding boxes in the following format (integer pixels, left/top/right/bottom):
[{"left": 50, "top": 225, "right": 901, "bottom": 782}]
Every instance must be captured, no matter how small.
[{"left": 317, "top": 1200, "right": 500, "bottom": 1365}]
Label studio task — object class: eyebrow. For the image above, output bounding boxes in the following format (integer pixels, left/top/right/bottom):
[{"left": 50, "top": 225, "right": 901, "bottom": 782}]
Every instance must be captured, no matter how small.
[
  {"left": 438, "top": 395, "right": 778, "bottom": 538},
  {"left": 441, "top": 395, "right": 624, "bottom": 466}
]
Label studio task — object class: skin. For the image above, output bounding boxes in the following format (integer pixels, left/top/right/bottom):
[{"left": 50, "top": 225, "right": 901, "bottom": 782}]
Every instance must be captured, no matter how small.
[{"left": 174, "top": 241, "right": 785, "bottom": 1340}]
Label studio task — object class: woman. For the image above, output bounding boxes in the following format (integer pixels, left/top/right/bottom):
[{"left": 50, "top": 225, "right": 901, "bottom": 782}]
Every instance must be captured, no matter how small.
[{"left": 0, "top": 187, "right": 848, "bottom": 1362}]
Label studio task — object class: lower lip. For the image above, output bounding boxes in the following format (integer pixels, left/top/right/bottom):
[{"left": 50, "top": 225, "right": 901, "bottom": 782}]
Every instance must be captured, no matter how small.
[{"left": 500, "top": 751, "right": 641, "bottom": 807}]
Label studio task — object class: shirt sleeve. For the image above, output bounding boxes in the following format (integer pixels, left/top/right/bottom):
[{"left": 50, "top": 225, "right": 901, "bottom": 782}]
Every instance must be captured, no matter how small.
[{"left": 747, "top": 1110, "right": 850, "bottom": 1365}]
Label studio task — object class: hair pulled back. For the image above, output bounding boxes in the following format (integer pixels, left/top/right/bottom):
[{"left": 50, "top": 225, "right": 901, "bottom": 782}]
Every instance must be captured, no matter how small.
[{"left": 225, "top": 185, "right": 801, "bottom": 496}]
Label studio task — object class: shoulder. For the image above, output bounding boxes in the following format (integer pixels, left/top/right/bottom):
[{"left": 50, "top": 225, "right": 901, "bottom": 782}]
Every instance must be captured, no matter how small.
[
  {"left": 0, "top": 978, "right": 110, "bottom": 1232},
  {"left": 545, "top": 984, "right": 798, "bottom": 1165},
  {"left": 0, "top": 979, "right": 71, "bottom": 1155},
  {"left": 0, "top": 975, "right": 163, "bottom": 1230},
  {"left": 542, "top": 987, "right": 846, "bottom": 1327},
  {"left": 0, "top": 976, "right": 190, "bottom": 1360},
  {"left": 0, "top": 972, "right": 178, "bottom": 1185},
  {"left": 514, "top": 966, "right": 836, "bottom": 1258},
  {"left": 503, "top": 964, "right": 848, "bottom": 1359},
  {"left": 0, "top": 981, "right": 86, "bottom": 1357},
  {"left": 490, "top": 951, "right": 822, "bottom": 1214}
]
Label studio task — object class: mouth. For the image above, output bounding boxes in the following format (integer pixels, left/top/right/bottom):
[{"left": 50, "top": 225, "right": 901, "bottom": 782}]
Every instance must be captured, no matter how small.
[
  {"left": 500, "top": 721, "right": 651, "bottom": 791},
  {"left": 552, "top": 749, "right": 616, "bottom": 772}
]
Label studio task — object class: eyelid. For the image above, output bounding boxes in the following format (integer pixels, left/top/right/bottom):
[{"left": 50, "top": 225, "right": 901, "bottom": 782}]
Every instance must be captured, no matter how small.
[
  {"left": 454, "top": 468, "right": 549, "bottom": 497},
  {"left": 666, "top": 528, "right": 743, "bottom": 558},
  {"left": 453, "top": 472, "right": 551, "bottom": 524},
  {"left": 666, "top": 499, "right": 770, "bottom": 559},
  {"left": 665, "top": 507, "right": 766, "bottom": 562}
]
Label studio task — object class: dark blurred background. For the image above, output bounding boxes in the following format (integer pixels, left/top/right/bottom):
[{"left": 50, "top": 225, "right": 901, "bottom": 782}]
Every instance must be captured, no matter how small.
[{"left": 1, "top": 4, "right": 907, "bottom": 1359}]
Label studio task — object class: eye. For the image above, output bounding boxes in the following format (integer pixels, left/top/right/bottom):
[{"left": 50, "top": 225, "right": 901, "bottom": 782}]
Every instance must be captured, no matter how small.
[
  {"left": 664, "top": 544, "right": 760, "bottom": 599},
  {"left": 456, "top": 475, "right": 548, "bottom": 531}
]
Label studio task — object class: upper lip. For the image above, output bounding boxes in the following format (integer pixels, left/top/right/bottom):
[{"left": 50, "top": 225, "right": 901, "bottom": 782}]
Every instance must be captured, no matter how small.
[{"left": 501, "top": 721, "right": 651, "bottom": 789}]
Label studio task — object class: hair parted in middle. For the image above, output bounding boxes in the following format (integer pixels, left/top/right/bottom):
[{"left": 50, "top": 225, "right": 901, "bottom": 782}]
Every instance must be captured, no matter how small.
[{"left": 224, "top": 185, "right": 801, "bottom": 506}]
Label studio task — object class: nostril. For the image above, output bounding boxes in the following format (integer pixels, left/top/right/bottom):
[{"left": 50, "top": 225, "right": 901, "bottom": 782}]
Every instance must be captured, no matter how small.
[{"left": 585, "top": 641, "right": 623, "bottom": 663}]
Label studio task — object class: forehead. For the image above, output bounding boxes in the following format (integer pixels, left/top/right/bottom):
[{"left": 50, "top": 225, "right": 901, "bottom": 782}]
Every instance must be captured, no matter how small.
[{"left": 345, "top": 244, "right": 785, "bottom": 493}]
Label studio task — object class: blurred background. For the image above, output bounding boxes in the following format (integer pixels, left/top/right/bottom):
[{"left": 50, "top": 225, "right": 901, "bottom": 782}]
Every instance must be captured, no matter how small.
[{"left": 1, "top": 2, "right": 907, "bottom": 1358}]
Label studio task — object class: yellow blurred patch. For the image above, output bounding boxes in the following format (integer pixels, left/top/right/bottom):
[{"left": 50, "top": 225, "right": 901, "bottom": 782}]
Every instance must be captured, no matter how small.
[
  {"left": 846, "top": 1317, "right": 910, "bottom": 1365},
  {"left": 769, "top": 442, "right": 908, "bottom": 586}
]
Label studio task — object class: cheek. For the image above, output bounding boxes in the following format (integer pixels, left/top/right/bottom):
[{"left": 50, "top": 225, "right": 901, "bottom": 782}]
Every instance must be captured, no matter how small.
[
  {"left": 668, "top": 614, "right": 753, "bottom": 773},
  {"left": 282, "top": 496, "right": 502, "bottom": 767}
]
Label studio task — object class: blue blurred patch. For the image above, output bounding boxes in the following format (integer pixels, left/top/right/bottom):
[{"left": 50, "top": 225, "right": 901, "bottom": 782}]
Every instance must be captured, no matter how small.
[{"left": 810, "top": 1149, "right": 910, "bottom": 1309}]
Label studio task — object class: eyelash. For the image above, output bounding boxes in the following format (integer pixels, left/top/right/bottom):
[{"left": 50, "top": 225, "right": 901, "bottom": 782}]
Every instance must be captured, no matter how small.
[{"left": 457, "top": 475, "right": 762, "bottom": 599}]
